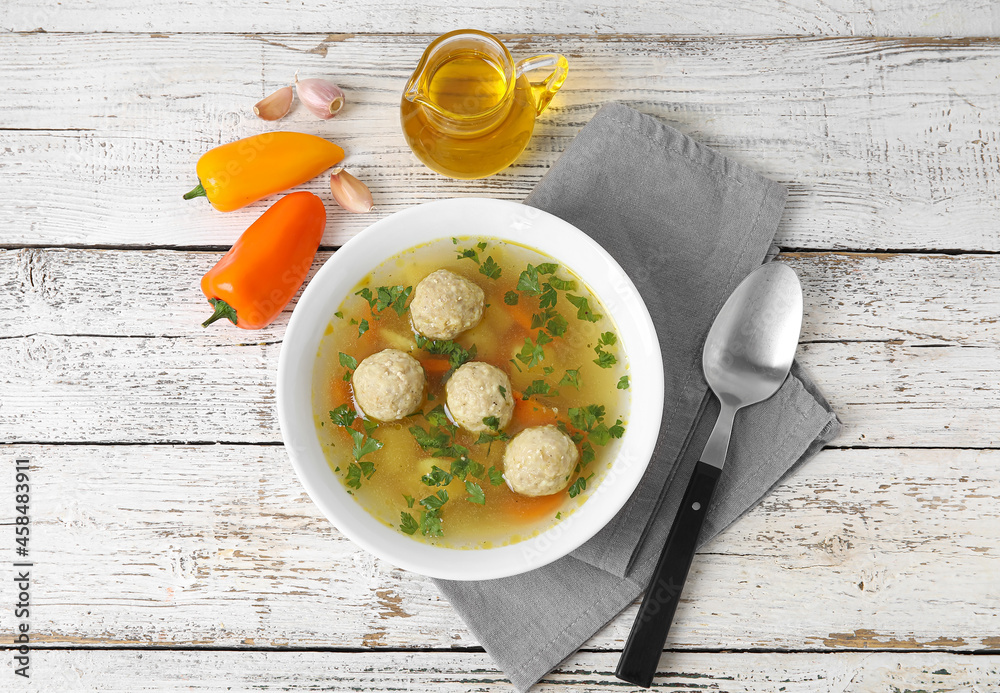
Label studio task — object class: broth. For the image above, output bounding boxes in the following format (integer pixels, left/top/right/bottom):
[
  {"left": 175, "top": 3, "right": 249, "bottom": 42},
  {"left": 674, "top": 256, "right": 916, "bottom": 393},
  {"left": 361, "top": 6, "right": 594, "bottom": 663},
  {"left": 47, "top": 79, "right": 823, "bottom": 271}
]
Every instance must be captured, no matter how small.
[{"left": 312, "top": 237, "right": 630, "bottom": 549}]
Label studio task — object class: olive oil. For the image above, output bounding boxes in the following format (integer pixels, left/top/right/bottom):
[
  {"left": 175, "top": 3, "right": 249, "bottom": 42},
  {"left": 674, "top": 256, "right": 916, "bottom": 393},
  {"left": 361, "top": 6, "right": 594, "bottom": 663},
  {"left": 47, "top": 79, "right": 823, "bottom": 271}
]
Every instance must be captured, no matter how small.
[
  {"left": 401, "top": 30, "right": 568, "bottom": 180},
  {"left": 401, "top": 51, "right": 538, "bottom": 179}
]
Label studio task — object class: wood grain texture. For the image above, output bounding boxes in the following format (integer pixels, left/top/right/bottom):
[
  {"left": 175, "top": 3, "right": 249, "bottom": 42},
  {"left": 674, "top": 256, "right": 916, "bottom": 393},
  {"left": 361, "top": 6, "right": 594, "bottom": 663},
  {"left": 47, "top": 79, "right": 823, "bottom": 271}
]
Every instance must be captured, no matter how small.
[
  {"left": 2, "top": 33, "right": 999, "bottom": 250},
  {"left": 0, "top": 445, "right": 996, "bottom": 650},
  {"left": 5, "top": 0, "right": 998, "bottom": 37},
  {"left": 14, "top": 650, "right": 1000, "bottom": 691},
  {"left": 3, "top": 250, "right": 997, "bottom": 344}
]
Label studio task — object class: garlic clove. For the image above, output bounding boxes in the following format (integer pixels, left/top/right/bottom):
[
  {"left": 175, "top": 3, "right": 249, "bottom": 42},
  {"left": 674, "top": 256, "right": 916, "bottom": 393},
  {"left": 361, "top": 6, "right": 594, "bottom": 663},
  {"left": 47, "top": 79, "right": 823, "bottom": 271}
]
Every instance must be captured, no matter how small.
[
  {"left": 295, "top": 75, "right": 346, "bottom": 120},
  {"left": 253, "top": 85, "right": 294, "bottom": 121},
  {"left": 329, "top": 168, "right": 374, "bottom": 213}
]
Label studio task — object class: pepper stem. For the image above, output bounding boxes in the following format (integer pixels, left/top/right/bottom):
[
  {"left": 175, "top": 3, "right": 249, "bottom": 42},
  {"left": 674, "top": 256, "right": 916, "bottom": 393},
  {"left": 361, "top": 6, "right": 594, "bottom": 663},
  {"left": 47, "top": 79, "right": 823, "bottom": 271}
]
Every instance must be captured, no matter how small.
[
  {"left": 202, "top": 298, "right": 239, "bottom": 328},
  {"left": 183, "top": 182, "right": 207, "bottom": 200}
]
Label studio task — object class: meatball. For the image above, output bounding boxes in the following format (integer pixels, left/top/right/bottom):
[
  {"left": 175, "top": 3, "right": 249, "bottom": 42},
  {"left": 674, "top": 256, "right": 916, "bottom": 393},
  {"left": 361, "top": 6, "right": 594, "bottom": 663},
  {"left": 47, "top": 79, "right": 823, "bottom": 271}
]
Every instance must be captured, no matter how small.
[
  {"left": 503, "top": 425, "right": 580, "bottom": 497},
  {"left": 352, "top": 348, "right": 425, "bottom": 422},
  {"left": 445, "top": 362, "right": 514, "bottom": 433},
  {"left": 409, "top": 269, "right": 485, "bottom": 340}
]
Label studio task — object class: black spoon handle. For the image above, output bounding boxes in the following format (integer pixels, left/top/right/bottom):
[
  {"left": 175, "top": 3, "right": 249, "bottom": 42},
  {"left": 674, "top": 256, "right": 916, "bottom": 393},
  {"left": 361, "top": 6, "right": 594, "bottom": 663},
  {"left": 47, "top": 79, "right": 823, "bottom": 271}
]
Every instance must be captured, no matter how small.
[{"left": 614, "top": 461, "right": 722, "bottom": 688}]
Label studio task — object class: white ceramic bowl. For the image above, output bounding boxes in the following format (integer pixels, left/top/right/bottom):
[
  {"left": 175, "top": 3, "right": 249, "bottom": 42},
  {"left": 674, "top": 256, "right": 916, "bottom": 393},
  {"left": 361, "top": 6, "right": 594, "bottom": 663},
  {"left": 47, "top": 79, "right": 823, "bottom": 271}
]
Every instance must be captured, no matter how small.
[{"left": 277, "top": 198, "right": 663, "bottom": 580}]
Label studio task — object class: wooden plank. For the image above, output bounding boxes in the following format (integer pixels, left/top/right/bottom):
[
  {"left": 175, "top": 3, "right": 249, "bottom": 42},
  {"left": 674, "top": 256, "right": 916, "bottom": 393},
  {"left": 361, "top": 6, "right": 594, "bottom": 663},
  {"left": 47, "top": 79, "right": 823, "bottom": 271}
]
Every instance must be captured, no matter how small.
[
  {"left": 0, "top": 332, "right": 995, "bottom": 446},
  {"left": 0, "top": 445, "right": 996, "bottom": 650},
  {"left": 15, "top": 650, "right": 1000, "bottom": 691},
  {"left": 4, "top": 0, "right": 997, "bottom": 36},
  {"left": 3, "top": 250, "right": 997, "bottom": 345},
  {"left": 2, "top": 34, "right": 1000, "bottom": 251}
]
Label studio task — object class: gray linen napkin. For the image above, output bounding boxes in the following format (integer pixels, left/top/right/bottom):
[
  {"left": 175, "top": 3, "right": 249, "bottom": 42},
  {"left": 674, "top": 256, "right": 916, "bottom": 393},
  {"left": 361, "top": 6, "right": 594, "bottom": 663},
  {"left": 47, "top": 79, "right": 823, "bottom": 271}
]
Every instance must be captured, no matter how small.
[{"left": 434, "top": 103, "right": 841, "bottom": 691}]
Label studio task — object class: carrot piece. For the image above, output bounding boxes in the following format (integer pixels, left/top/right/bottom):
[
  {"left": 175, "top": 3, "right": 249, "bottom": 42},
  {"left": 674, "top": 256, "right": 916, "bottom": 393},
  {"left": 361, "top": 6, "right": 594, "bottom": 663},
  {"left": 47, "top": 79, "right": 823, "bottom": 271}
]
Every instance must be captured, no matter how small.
[
  {"left": 513, "top": 394, "right": 560, "bottom": 428},
  {"left": 420, "top": 357, "right": 452, "bottom": 374},
  {"left": 507, "top": 489, "right": 566, "bottom": 523},
  {"left": 508, "top": 302, "right": 535, "bottom": 333}
]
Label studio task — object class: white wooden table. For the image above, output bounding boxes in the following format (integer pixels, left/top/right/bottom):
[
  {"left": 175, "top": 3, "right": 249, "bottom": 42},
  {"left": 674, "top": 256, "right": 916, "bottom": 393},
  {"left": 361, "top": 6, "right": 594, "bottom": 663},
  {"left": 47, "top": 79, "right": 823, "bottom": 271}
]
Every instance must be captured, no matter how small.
[{"left": 2, "top": 2, "right": 1000, "bottom": 690}]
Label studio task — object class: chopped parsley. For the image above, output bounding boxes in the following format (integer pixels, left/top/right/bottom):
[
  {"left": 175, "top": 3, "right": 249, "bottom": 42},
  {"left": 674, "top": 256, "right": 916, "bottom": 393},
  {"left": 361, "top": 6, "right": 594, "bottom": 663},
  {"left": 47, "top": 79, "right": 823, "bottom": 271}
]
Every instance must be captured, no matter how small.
[
  {"left": 559, "top": 369, "right": 581, "bottom": 390},
  {"left": 421, "top": 465, "right": 453, "bottom": 487},
  {"left": 547, "top": 276, "right": 575, "bottom": 291},
  {"left": 566, "top": 294, "right": 602, "bottom": 322},
  {"left": 545, "top": 313, "right": 568, "bottom": 337},
  {"left": 420, "top": 510, "right": 444, "bottom": 537},
  {"left": 339, "top": 352, "right": 358, "bottom": 370},
  {"left": 516, "top": 264, "right": 542, "bottom": 295},
  {"left": 479, "top": 256, "right": 501, "bottom": 279},
  {"left": 457, "top": 248, "right": 481, "bottom": 264},
  {"left": 451, "top": 458, "right": 485, "bottom": 480},
  {"left": 568, "top": 476, "right": 587, "bottom": 498},
  {"left": 329, "top": 404, "right": 356, "bottom": 427},
  {"left": 399, "top": 511, "right": 419, "bottom": 534},
  {"left": 617, "top": 375, "right": 630, "bottom": 390},
  {"left": 355, "top": 285, "right": 413, "bottom": 317},
  {"left": 487, "top": 466, "right": 505, "bottom": 486},
  {"left": 522, "top": 379, "right": 552, "bottom": 399},
  {"left": 594, "top": 330, "right": 618, "bottom": 368},
  {"left": 347, "top": 427, "right": 382, "bottom": 461},
  {"left": 403, "top": 494, "right": 415, "bottom": 508},
  {"left": 594, "top": 349, "right": 617, "bottom": 369},
  {"left": 415, "top": 335, "right": 477, "bottom": 370},
  {"left": 420, "top": 489, "right": 449, "bottom": 511},
  {"left": 465, "top": 481, "right": 486, "bottom": 505},
  {"left": 357, "top": 318, "right": 369, "bottom": 338},
  {"left": 515, "top": 331, "right": 551, "bottom": 369}
]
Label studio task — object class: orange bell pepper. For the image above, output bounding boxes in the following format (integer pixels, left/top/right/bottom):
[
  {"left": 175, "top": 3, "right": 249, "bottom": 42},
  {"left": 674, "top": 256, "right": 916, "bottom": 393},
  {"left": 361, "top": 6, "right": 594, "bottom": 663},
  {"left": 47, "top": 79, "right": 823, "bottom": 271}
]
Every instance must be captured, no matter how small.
[
  {"left": 201, "top": 191, "right": 326, "bottom": 329},
  {"left": 183, "top": 132, "right": 344, "bottom": 212}
]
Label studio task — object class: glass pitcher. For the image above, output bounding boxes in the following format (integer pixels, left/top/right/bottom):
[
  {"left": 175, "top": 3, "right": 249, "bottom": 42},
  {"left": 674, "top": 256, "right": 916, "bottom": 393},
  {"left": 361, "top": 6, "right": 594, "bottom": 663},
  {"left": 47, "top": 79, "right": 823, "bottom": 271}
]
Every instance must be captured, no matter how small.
[{"left": 401, "top": 29, "right": 568, "bottom": 180}]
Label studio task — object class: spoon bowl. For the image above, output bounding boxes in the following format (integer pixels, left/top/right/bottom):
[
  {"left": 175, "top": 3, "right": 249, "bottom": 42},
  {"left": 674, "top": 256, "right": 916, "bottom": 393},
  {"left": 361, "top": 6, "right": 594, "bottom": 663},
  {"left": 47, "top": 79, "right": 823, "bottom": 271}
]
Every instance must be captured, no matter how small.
[{"left": 703, "top": 263, "right": 803, "bottom": 409}]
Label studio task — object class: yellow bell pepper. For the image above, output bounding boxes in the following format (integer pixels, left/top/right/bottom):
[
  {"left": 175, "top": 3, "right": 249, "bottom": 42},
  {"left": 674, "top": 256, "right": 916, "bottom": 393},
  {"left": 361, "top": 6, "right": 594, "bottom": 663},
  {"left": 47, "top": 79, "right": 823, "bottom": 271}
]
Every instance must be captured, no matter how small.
[{"left": 183, "top": 132, "right": 344, "bottom": 212}]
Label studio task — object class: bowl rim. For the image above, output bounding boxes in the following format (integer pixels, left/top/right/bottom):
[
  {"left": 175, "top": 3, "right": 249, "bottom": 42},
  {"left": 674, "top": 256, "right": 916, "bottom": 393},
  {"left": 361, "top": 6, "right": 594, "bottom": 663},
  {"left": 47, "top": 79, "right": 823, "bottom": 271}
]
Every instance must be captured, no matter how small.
[{"left": 277, "top": 197, "right": 664, "bottom": 580}]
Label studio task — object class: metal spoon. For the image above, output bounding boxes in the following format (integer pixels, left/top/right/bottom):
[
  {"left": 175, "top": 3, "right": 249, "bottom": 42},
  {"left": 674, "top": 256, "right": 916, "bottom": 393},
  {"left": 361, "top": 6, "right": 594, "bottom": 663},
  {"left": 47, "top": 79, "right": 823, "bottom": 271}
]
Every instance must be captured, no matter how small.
[{"left": 615, "top": 262, "right": 803, "bottom": 688}]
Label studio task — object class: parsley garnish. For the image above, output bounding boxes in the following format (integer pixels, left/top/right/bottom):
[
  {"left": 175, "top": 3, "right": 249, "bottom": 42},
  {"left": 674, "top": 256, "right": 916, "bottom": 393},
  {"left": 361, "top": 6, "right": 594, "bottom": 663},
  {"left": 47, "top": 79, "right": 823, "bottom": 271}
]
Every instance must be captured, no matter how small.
[
  {"left": 487, "top": 466, "right": 505, "bottom": 486},
  {"left": 479, "top": 256, "right": 501, "bottom": 280},
  {"left": 403, "top": 494, "right": 415, "bottom": 508},
  {"left": 339, "top": 352, "right": 358, "bottom": 370},
  {"left": 594, "top": 349, "right": 617, "bottom": 369},
  {"left": 355, "top": 285, "right": 413, "bottom": 317},
  {"left": 465, "top": 481, "right": 486, "bottom": 505},
  {"left": 517, "top": 264, "right": 541, "bottom": 295},
  {"left": 415, "top": 335, "right": 477, "bottom": 370},
  {"left": 457, "top": 248, "right": 480, "bottom": 264},
  {"left": 420, "top": 509, "right": 444, "bottom": 537},
  {"left": 357, "top": 319, "right": 369, "bottom": 338},
  {"left": 594, "top": 330, "right": 618, "bottom": 368},
  {"left": 559, "top": 369, "right": 581, "bottom": 390},
  {"left": 421, "top": 465, "right": 453, "bottom": 487},
  {"left": 504, "top": 291, "right": 519, "bottom": 305},
  {"left": 347, "top": 428, "right": 383, "bottom": 461},
  {"left": 566, "top": 294, "right": 602, "bottom": 322},
  {"left": 568, "top": 476, "right": 587, "bottom": 498},
  {"left": 330, "top": 404, "right": 356, "bottom": 427},
  {"left": 617, "top": 375, "right": 630, "bottom": 390},
  {"left": 546, "top": 313, "right": 568, "bottom": 337},
  {"left": 420, "top": 489, "right": 449, "bottom": 511},
  {"left": 399, "top": 511, "right": 419, "bottom": 534},
  {"left": 522, "top": 380, "right": 552, "bottom": 399},
  {"left": 515, "top": 331, "right": 551, "bottom": 370},
  {"left": 548, "top": 276, "right": 575, "bottom": 291}
]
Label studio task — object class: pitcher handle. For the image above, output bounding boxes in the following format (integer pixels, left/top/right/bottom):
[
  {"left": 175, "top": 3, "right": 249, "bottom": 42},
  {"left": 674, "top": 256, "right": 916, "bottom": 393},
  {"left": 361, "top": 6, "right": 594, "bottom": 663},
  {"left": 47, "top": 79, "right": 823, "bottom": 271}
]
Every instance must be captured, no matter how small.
[{"left": 515, "top": 54, "right": 569, "bottom": 115}]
